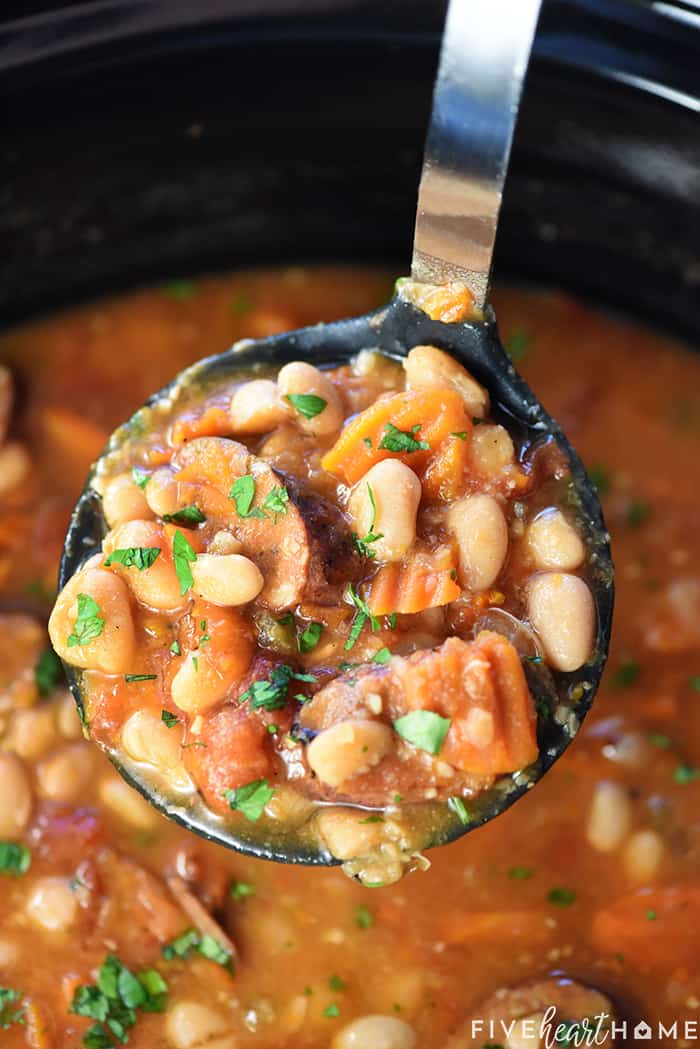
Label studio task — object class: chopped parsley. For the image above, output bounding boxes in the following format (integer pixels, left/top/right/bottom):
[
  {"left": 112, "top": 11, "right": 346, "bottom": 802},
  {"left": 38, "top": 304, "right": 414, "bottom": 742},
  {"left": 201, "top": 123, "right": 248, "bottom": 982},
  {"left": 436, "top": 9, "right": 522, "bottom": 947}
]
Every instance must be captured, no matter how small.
[
  {"left": 124, "top": 673, "right": 157, "bottom": 683},
  {"left": 323, "top": 1003, "right": 341, "bottom": 1018},
  {"left": 230, "top": 880, "right": 255, "bottom": 900},
  {"left": 547, "top": 887, "right": 577, "bottom": 907},
  {"left": 229, "top": 475, "right": 263, "bottom": 517},
  {"left": 344, "top": 584, "right": 380, "bottom": 651},
  {"left": 328, "top": 974, "right": 347, "bottom": 992},
  {"left": 674, "top": 764, "right": 699, "bottom": 785},
  {"left": 648, "top": 731, "right": 673, "bottom": 749},
  {"left": 0, "top": 842, "right": 31, "bottom": 877},
  {"left": 162, "top": 279, "right": 197, "bottom": 301},
  {"left": 223, "top": 779, "right": 275, "bottom": 822},
  {"left": 131, "top": 466, "right": 150, "bottom": 489},
  {"left": 67, "top": 593, "right": 105, "bottom": 648},
  {"left": 626, "top": 500, "right": 649, "bottom": 527},
  {"left": 379, "top": 422, "right": 429, "bottom": 454},
  {"left": 172, "top": 529, "right": 197, "bottom": 594},
  {"left": 447, "top": 796, "right": 470, "bottom": 825},
  {"left": 35, "top": 648, "right": 62, "bottom": 697},
  {"left": 285, "top": 392, "right": 327, "bottom": 419},
  {"left": 231, "top": 292, "right": 252, "bottom": 315},
  {"left": 451, "top": 431, "right": 469, "bottom": 440},
  {"left": 689, "top": 676, "right": 700, "bottom": 693},
  {"left": 162, "top": 505, "right": 205, "bottom": 526},
  {"left": 170, "top": 640, "right": 181, "bottom": 656},
  {"left": 162, "top": 928, "right": 233, "bottom": 972},
  {"left": 611, "top": 661, "right": 641, "bottom": 688},
  {"left": 71, "top": 953, "right": 168, "bottom": 1048},
  {"left": 393, "top": 709, "right": 451, "bottom": 755},
  {"left": 372, "top": 647, "right": 392, "bottom": 665},
  {"left": 240, "top": 664, "right": 317, "bottom": 711},
  {"left": 646, "top": 909, "right": 657, "bottom": 921},
  {"left": 0, "top": 988, "right": 24, "bottom": 1030},
  {"left": 505, "top": 328, "right": 533, "bottom": 363},
  {"left": 363, "top": 436, "right": 372, "bottom": 449},
  {"left": 229, "top": 475, "right": 289, "bottom": 521},
  {"left": 354, "top": 905, "right": 374, "bottom": 930},
  {"left": 587, "top": 464, "right": 611, "bottom": 496},
  {"left": 104, "top": 546, "right": 161, "bottom": 571},
  {"left": 508, "top": 866, "right": 533, "bottom": 880},
  {"left": 358, "top": 814, "right": 384, "bottom": 824},
  {"left": 161, "top": 710, "right": 180, "bottom": 729},
  {"left": 298, "top": 621, "right": 323, "bottom": 653},
  {"left": 353, "top": 483, "right": 384, "bottom": 559}
]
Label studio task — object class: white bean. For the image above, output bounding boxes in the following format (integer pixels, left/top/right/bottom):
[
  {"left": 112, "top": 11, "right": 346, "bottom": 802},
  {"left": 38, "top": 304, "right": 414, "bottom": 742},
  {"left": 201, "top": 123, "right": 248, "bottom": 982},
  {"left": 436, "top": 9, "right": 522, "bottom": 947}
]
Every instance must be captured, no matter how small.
[
  {"left": 0, "top": 442, "right": 31, "bottom": 496},
  {"left": 332, "top": 1014, "right": 417, "bottom": 1049},
  {"left": 49, "top": 565, "right": 136, "bottom": 674},
  {"left": 404, "top": 344, "right": 489, "bottom": 418},
  {"left": 307, "top": 719, "right": 394, "bottom": 788},
  {"left": 103, "top": 519, "right": 185, "bottom": 612},
  {"left": 348, "top": 461, "right": 421, "bottom": 562},
  {"left": 315, "top": 807, "right": 389, "bottom": 861},
  {"left": 447, "top": 493, "right": 508, "bottom": 590},
  {"left": 277, "top": 361, "right": 344, "bottom": 436},
  {"left": 166, "top": 1001, "right": 231, "bottom": 1049},
  {"left": 527, "top": 572, "right": 595, "bottom": 672},
  {"left": 586, "top": 781, "right": 632, "bottom": 853},
  {"left": 36, "top": 742, "right": 96, "bottom": 804},
  {"left": 526, "top": 509, "right": 585, "bottom": 572},
  {"left": 102, "top": 472, "right": 153, "bottom": 527},
  {"left": 470, "top": 424, "right": 515, "bottom": 478},
  {"left": 191, "top": 553, "right": 263, "bottom": 606},
  {"left": 623, "top": 828, "right": 665, "bottom": 883},
  {"left": 230, "top": 379, "right": 288, "bottom": 434},
  {"left": 6, "top": 704, "right": 59, "bottom": 761},
  {"left": 505, "top": 1014, "right": 545, "bottom": 1049},
  {"left": 99, "top": 773, "right": 160, "bottom": 830},
  {"left": 26, "top": 876, "right": 78, "bottom": 932},
  {"left": 121, "top": 709, "right": 190, "bottom": 790},
  {"left": 0, "top": 753, "right": 32, "bottom": 836},
  {"left": 56, "top": 690, "right": 84, "bottom": 740}
]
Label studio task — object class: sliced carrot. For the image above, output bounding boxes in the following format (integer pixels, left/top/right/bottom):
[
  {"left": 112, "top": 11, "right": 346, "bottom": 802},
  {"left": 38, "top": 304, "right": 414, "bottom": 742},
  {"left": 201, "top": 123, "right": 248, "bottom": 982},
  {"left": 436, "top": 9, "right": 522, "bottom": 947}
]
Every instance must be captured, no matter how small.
[
  {"left": 592, "top": 884, "right": 700, "bottom": 968},
  {"left": 170, "top": 404, "right": 232, "bottom": 445},
  {"left": 399, "top": 281, "right": 476, "bottom": 323},
  {"left": 421, "top": 433, "right": 470, "bottom": 502},
  {"left": 442, "top": 908, "right": 553, "bottom": 945},
  {"left": 367, "top": 545, "right": 460, "bottom": 615},
  {"left": 321, "top": 388, "right": 471, "bottom": 486},
  {"left": 42, "top": 407, "right": 107, "bottom": 467},
  {"left": 24, "top": 998, "right": 54, "bottom": 1049},
  {"left": 397, "top": 631, "right": 538, "bottom": 775}
]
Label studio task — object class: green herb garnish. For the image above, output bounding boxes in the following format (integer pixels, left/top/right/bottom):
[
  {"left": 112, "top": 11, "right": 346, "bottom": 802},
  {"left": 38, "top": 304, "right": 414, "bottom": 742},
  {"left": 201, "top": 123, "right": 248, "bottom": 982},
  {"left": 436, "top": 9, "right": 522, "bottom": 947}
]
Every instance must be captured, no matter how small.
[
  {"left": 611, "top": 661, "right": 641, "bottom": 688},
  {"left": 0, "top": 842, "right": 31, "bottom": 877},
  {"left": 131, "top": 467, "right": 150, "bottom": 489},
  {"left": 323, "top": 1003, "right": 341, "bottom": 1018},
  {"left": 35, "top": 648, "right": 62, "bottom": 697},
  {"left": 344, "top": 584, "right": 380, "bottom": 651},
  {"left": 626, "top": 501, "right": 649, "bottom": 527},
  {"left": 240, "top": 664, "right": 317, "bottom": 711},
  {"left": 170, "top": 640, "right": 181, "bottom": 656},
  {"left": 161, "top": 710, "right": 179, "bottom": 728},
  {"left": 172, "top": 529, "right": 196, "bottom": 594},
  {"left": 104, "top": 546, "right": 161, "bottom": 571},
  {"left": 285, "top": 393, "right": 327, "bottom": 419},
  {"left": 393, "top": 709, "right": 451, "bottom": 755},
  {"left": 298, "top": 622, "right": 323, "bottom": 653},
  {"left": 674, "top": 764, "right": 700, "bottom": 784},
  {"left": 447, "top": 796, "right": 470, "bottom": 825},
  {"left": 508, "top": 866, "right": 533, "bottom": 880},
  {"left": 354, "top": 905, "right": 374, "bottom": 930},
  {"left": 223, "top": 779, "right": 274, "bottom": 822},
  {"left": 372, "top": 647, "right": 391, "bottom": 665},
  {"left": 328, "top": 974, "right": 347, "bottom": 992},
  {"left": 124, "top": 674, "right": 157, "bottom": 683},
  {"left": 230, "top": 880, "right": 255, "bottom": 900},
  {"left": 71, "top": 953, "right": 168, "bottom": 1048},
  {"left": 587, "top": 464, "right": 611, "bottom": 496},
  {"left": 379, "top": 422, "right": 429, "bottom": 454},
  {"left": 162, "top": 505, "right": 205, "bottom": 526},
  {"left": 162, "top": 928, "right": 232, "bottom": 972},
  {"left": 547, "top": 887, "right": 577, "bottom": 907},
  {"left": 505, "top": 328, "right": 533, "bottom": 362},
  {"left": 353, "top": 482, "right": 384, "bottom": 559},
  {"left": 162, "top": 279, "right": 197, "bottom": 301},
  {"left": 67, "top": 593, "right": 105, "bottom": 648},
  {"left": 0, "top": 988, "right": 25, "bottom": 1030}
]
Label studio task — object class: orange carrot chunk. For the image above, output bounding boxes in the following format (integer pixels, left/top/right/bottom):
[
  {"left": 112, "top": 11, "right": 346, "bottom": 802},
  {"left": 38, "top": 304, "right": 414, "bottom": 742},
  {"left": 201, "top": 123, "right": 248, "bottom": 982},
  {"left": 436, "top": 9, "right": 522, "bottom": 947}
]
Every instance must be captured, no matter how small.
[
  {"left": 367, "top": 545, "right": 460, "bottom": 615},
  {"left": 592, "top": 883, "right": 700, "bottom": 968},
  {"left": 321, "top": 388, "right": 471, "bottom": 486},
  {"left": 170, "top": 404, "right": 232, "bottom": 445},
  {"left": 396, "top": 631, "right": 539, "bottom": 775}
]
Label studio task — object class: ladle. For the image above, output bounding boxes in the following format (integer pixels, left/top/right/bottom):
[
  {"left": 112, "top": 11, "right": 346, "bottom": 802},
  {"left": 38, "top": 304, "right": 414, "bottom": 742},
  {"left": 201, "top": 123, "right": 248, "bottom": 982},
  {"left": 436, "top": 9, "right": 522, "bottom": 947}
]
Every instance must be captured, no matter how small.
[{"left": 59, "top": 0, "right": 613, "bottom": 866}]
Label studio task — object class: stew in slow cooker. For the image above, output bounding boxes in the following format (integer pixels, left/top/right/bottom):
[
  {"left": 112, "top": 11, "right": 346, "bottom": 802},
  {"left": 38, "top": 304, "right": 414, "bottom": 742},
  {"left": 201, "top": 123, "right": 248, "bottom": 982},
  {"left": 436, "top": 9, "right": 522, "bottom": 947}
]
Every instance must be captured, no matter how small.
[{"left": 1, "top": 268, "right": 699, "bottom": 1048}]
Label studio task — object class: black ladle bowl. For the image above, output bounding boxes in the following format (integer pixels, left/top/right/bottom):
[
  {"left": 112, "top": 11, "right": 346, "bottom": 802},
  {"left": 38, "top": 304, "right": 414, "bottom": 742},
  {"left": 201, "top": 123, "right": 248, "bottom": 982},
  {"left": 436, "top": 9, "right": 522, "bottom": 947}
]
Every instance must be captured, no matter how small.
[{"left": 59, "top": 293, "right": 614, "bottom": 866}]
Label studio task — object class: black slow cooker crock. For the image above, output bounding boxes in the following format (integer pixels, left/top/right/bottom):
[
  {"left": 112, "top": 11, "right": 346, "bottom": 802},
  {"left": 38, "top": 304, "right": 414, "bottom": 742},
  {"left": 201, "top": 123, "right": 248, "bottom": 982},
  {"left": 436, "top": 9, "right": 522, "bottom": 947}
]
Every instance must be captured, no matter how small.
[{"left": 2, "top": 0, "right": 700, "bottom": 342}]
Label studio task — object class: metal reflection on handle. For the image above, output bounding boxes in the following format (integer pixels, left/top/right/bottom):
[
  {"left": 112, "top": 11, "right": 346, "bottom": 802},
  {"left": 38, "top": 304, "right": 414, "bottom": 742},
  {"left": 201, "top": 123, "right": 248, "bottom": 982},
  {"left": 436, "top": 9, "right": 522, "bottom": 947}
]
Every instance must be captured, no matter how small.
[{"left": 411, "top": 0, "right": 543, "bottom": 308}]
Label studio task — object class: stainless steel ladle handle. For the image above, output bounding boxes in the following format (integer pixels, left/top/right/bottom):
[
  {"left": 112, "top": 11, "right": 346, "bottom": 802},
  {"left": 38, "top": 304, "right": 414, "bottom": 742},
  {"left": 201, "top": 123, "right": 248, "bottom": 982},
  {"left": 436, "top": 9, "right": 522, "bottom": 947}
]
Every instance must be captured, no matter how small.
[{"left": 411, "top": 0, "right": 543, "bottom": 309}]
